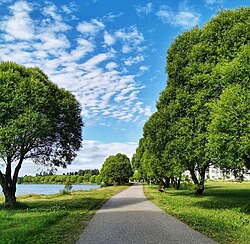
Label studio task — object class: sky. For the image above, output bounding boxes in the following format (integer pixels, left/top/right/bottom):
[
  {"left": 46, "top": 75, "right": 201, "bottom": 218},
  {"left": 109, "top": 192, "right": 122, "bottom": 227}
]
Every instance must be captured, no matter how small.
[{"left": 0, "top": 0, "right": 249, "bottom": 176}]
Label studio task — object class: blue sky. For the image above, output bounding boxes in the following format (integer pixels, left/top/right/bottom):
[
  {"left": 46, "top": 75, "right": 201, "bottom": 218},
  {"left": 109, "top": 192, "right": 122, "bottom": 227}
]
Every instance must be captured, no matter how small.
[{"left": 0, "top": 0, "right": 249, "bottom": 175}]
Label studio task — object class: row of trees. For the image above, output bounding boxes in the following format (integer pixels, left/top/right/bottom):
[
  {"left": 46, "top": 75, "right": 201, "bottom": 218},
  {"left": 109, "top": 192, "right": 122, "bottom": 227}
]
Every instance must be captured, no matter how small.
[
  {"left": 18, "top": 174, "right": 99, "bottom": 184},
  {"left": 132, "top": 8, "right": 250, "bottom": 194},
  {"left": 17, "top": 154, "right": 133, "bottom": 187}
]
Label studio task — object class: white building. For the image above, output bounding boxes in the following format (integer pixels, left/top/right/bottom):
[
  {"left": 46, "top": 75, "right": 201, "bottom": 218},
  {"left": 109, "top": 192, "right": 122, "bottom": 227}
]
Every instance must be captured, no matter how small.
[
  {"left": 207, "top": 165, "right": 250, "bottom": 181},
  {"left": 183, "top": 166, "right": 250, "bottom": 181}
]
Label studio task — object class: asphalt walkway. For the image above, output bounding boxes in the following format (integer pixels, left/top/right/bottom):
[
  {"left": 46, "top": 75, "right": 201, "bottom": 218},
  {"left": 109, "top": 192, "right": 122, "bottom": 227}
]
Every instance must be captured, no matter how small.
[{"left": 77, "top": 184, "right": 216, "bottom": 244}]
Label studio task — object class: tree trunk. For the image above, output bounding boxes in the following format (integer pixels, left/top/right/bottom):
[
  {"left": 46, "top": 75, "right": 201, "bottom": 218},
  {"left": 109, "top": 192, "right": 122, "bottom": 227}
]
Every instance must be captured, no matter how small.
[
  {"left": 163, "top": 177, "right": 170, "bottom": 188},
  {"left": 196, "top": 168, "right": 206, "bottom": 195},
  {"left": 171, "top": 177, "right": 176, "bottom": 187},
  {"left": 0, "top": 155, "right": 24, "bottom": 206},
  {"left": 176, "top": 178, "right": 181, "bottom": 190},
  {"left": 3, "top": 184, "right": 17, "bottom": 206},
  {"left": 189, "top": 168, "right": 199, "bottom": 185}
]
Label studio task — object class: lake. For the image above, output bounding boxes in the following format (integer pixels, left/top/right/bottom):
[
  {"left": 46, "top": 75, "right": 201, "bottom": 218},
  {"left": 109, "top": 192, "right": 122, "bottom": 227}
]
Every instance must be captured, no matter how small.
[{"left": 0, "top": 184, "right": 100, "bottom": 196}]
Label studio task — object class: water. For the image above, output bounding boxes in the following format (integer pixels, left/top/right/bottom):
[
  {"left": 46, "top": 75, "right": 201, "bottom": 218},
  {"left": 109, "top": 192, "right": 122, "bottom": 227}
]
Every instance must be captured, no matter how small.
[{"left": 0, "top": 184, "right": 100, "bottom": 196}]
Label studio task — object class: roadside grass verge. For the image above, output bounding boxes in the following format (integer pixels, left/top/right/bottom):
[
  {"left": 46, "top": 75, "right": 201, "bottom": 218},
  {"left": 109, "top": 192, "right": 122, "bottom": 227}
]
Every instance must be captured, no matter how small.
[
  {"left": 0, "top": 186, "right": 128, "bottom": 244},
  {"left": 144, "top": 181, "right": 250, "bottom": 244}
]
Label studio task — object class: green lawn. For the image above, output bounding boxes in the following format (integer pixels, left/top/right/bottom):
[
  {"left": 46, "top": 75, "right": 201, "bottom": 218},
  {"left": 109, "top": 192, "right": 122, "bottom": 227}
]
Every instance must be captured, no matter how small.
[
  {"left": 144, "top": 181, "right": 250, "bottom": 244},
  {"left": 0, "top": 186, "right": 128, "bottom": 244}
]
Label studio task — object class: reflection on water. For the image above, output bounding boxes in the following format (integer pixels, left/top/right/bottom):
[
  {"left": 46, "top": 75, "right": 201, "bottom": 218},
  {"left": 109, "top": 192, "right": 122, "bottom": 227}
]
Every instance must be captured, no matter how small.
[{"left": 0, "top": 184, "right": 100, "bottom": 196}]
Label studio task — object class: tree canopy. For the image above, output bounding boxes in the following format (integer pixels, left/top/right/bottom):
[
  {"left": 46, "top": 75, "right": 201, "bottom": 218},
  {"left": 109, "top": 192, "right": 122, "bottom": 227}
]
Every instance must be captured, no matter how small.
[
  {"left": 100, "top": 153, "right": 133, "bottom": 185},
  {"left": 0, "top": 62, "right": 83, "bottom": 205},
  {"left": 132, "top": 7, "right": 250, "bottom": 193}
]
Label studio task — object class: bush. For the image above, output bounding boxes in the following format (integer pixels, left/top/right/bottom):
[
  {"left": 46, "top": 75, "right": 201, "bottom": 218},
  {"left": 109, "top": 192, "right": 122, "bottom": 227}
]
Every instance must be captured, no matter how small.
[{"left": 60, "top": 183, "right": 73, "bottom": 195}]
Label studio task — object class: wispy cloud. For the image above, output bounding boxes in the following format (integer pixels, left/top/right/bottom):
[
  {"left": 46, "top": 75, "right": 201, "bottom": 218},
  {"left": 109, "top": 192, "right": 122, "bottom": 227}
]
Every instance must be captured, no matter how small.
[
  {"left": 135, "top": 3, "right": 153, "bottom": 17},
  {"left": 103, "top": 12, "right": 123, "bottom": 22},
  {"left": 0, "top": 0, "right": 149, "bottom": 124},
  {"left": 103, "top": 31, "right": 115, "bottom": 46},
  {"left": 106, "top": 62, "right": 118, "bottom": 70},
  {"left": 124, "top": 55, "right": 144, "bottom": 66},
  {"left": 0, "top": 0, "right": 150, "bottom": 130},
  {"left": 1, "top": 0, "right": 35, "bottom": 40},
  {"left": 204, "top": 0, "right": 222, "bottom": 5},
  {"left": 115, "top": 26, "right": 144, "bottom": 53},
  {"left": 77, "top": 18, "right": 105, "bottom": 35},
  {"left": 156, "top": 3, "right": 200, "bottom": 29}
]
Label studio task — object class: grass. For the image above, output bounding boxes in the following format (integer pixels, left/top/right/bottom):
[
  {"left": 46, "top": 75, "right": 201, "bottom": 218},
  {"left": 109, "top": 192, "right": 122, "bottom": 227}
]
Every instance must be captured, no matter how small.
[
  {"left": 144, "top": 181, "right": 250, "bottom": 244},
  {"left": 0, "top": 186, "right": 128, "bottom": 244}
]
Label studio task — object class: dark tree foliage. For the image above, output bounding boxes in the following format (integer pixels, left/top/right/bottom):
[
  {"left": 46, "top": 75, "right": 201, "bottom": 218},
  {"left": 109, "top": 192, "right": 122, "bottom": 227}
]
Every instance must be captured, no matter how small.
[
  {"left": 0, "top": 62, "right": 83, "bottom": 205},
  {"left": 77, "top": 169, "right": 99, "bottom": 176},
  {"left": 133, "top": 8, "right": 250, "bottom": 194}
]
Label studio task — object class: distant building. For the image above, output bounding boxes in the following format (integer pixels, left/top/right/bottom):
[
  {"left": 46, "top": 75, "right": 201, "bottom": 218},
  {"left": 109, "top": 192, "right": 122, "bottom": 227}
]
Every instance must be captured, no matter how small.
[
  {"left": 207, "top": 165, "right": 250, "bottom": 181},
  {"left": 183, "top": 166, "right": 250, "bottom": 181}
]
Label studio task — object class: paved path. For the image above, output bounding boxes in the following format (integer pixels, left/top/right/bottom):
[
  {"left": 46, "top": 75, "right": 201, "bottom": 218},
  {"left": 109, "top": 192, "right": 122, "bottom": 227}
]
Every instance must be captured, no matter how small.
[{"left": 77, "top": 184, "right": 216, "bottom": 244}]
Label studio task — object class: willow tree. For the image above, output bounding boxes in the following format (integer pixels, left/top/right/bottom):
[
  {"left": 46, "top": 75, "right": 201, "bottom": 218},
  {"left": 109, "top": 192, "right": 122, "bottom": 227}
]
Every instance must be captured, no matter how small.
[{"left": 0, "top": 62, "right": 83, "bottom": 205}]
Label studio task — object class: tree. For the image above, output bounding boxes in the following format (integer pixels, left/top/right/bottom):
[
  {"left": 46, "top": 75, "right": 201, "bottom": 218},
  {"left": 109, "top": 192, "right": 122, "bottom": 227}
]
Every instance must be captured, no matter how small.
[
  {"left": 208, "top": 84, "right": 250, "bottom": 171},
  {"left": 0, "top": 62, "right": 83, "bottom": 205},
  {"left": 100, "top": 153, "right": 133, "bottom": 185},
  {"left": 133, "top": 7, "right": 250, "bottom": 194}
]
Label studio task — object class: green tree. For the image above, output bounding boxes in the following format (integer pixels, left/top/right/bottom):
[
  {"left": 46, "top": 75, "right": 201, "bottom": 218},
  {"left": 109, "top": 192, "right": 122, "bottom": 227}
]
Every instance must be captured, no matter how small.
[
  {"left": 0, "top": 62, "right": 83, "bottom": 205},
  {"left": 100, "top": 153, "right": 133, "bottom": 185},
  {"left": 89, "top": 175, "right": 96, "bottom": 183},
  {"left": 83, "top": 173, "right": 91, "bottom": 182},
  {"left": 208, "top": 84, "right": 250, "bottom": 171},
  {"left": 133, "top": 7, "right": 250, "bottom": 194}
]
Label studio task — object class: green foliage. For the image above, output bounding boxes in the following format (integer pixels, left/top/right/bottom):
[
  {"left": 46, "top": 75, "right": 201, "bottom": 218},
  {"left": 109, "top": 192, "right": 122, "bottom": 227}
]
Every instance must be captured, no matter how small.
[
  {"left": 89, "top": 175, "right": 96, "bottom": 183},
  {"left": 0, "top": 62, "right": 83, "bottom": 204},
  {"left": 100, "top": 153, "right": 133, "bottom": 185},
  {"left": 60, "top": 183, "right": 73, "bottom": 195},
  {"left": 133, "top": 7, "right": 250, "bottom": 193},
  {"left": 209, "top": 84, "right": 250, "bottom": 170},
  {"left": 20, "top": 174, "right": 100, "bottom": 185}
]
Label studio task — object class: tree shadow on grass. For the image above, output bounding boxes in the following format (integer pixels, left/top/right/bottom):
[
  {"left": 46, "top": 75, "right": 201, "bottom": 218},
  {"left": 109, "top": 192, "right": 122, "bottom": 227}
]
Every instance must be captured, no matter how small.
[{"left": 160, "top": 186, "right": 250, "bottom": 213}]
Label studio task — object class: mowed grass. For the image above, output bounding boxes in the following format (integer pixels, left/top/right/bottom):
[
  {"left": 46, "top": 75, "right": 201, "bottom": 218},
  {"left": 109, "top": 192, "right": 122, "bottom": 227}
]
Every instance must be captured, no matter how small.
[
  {"left": 0, "top": 186, "right": 129, "bottom": 244},
  {"left": 144, "top": 181, "right": 250, "bottom": 244}
]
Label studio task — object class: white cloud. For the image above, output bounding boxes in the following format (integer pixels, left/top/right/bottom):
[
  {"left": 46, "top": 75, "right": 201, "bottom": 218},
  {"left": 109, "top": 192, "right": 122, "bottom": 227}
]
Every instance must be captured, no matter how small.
[
  {"left": 156, "top": 4, "right": 200, "bottom": 29},
  {"left": 70, "top": 38, "right": 95, "bottom": 60},
  {"left": 106, "top": 62, "right": 118, "bottom": 70},
  {"left": 115, "top": 26, "right": 144, "bottom": 53},
  {"left": 103, "top": 31, "right": 115, "bottom": 45},
  {"left": 124, "top": 55, "right": 144, "bottom": 66},
  {"left": 103, "top": 12, "right": 123, "bottom": 22},
  {"left": 135, "top": 3, "right": 153, "bottom": 17},
  {"left": 205, "top": 0, "right": 221, "bottom": 4},
  {"left": 18, "top": 140, "right": 138, "bottom": 175},
  {"left": 77, "top": 18, "right": 105, "bottom": 35},
  {"left": 0, "top": 1, "right": 148, "bottom": 124},
  {"left": 1, "top": 0, "right": 34, "bottom": 40},
  {"left": 81, "top": 53, "right": 110, "bottom": 71},
  {"left": 144, "top": 106, "right": 153, "bottom": 117},
  {"left": 61, "top": 2, "right": 77, "bottom": 14},
  {"left": 139, "top": 66, "right": 149, "bottom": 71}
]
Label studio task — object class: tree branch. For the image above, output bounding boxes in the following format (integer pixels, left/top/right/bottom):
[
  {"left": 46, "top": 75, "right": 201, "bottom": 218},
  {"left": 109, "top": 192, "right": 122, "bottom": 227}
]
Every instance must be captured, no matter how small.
[
  {"left": 5, "top": 156, "right": 12, "bottom": 184},
  {"left": 13, "top": 155, "right": 24, "bottom": 185},
  {"left": 0, "top": 170, "right": 5, "bottom": 187}
]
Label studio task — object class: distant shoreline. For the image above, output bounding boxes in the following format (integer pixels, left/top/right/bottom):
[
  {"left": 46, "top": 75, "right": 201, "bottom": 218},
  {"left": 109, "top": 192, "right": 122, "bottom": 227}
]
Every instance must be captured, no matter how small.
[{"left": 18, "top": 182, "right": 99, "bottom": 185}]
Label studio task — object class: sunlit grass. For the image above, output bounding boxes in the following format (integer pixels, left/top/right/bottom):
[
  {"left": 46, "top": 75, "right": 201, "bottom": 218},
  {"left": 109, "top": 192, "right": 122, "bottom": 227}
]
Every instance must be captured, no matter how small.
[
  {"left": 144, "top": 181, "right": 250, "bottom": 244},
  {"left": 0, "top": 186, "right": 128, "bottom": 244}
]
